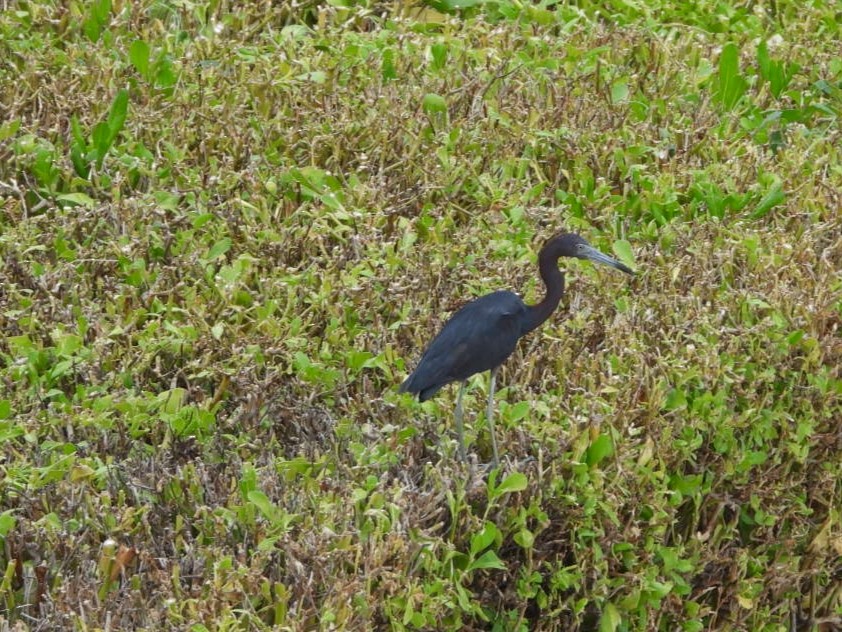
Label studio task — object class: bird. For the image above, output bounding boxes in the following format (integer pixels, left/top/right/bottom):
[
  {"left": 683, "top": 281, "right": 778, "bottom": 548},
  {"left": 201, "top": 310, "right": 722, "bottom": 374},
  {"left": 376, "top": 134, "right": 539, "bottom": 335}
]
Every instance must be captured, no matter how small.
[{"left": 399, "top": 232, "right": 634, "bottom": 467}]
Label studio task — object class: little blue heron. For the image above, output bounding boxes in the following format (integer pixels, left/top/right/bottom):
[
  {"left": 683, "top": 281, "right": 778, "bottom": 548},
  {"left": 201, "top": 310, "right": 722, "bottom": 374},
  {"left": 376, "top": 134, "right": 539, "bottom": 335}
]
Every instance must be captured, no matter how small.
[{"left": 399, "top": 233, "right": 634, "bottom": 466}]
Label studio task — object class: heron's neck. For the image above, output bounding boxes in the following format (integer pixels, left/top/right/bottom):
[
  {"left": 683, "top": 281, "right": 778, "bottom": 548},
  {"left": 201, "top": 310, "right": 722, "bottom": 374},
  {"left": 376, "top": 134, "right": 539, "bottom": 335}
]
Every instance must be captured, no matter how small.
[{"left": 521, "top": 256, "right": 564, "bottom": 335}]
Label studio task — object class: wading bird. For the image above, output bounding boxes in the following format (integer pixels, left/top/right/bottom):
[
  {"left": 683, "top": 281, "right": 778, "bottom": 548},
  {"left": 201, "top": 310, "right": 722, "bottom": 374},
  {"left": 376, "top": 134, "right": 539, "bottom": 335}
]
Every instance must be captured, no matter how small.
[{"left": 399, "top": 233, "right": 633, "bottom": 467}]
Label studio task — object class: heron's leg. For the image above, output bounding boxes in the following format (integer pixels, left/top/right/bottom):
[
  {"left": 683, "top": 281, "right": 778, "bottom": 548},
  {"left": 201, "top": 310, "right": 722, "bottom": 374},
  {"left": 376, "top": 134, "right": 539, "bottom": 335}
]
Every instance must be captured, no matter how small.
[
  {"left": 487, "top": 367, "right": 500, "bottom": 468},
  {"left": 454, "top": 381, "right": 467, "bottom": 462}
]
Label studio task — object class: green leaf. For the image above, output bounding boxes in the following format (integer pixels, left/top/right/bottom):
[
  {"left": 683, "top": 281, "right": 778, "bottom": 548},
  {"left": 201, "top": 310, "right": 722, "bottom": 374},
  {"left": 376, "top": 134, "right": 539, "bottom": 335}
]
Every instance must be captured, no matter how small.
[
  {"left": 664, "top": 387, "right": 687, "bottom": 411},
  {"left": 247, "top": 490, "right": 277, "bottom": 521},
  {"left": 757, "top": 40, "right": 772, "bottom": 83},
  {"left": 751, "top": 184, "right": 785, "bottom": 219},
  {"left": 0, "top": 400, "right": 10, "bottom": 420},
  {"left": 514, "top": 528, "right": 535, "bottom": 549},
  {"left": 206, "top": 238, "right": 232, "bottom": 261},
  {"left": 94, "top": 0, "right": 112, "bottom": 22},
  {"left": 129, "top": 40, "right": 150, "bottom": 78},
  {"left": 612, "top": 239, "right": 635, "bottom": 269},
  {"left": 92, "top": 89, "right": 129, "bottom": 167},
  {"left": 470, "top": 521, "right": 500, "bottom": 556},
  {"left": 422, "top": 93, "right": 447, "bottom": 116},
  {"left": 153, "top": 190, "right": 180, "bottom": 211},
  {"left": 107, "top": 89, "right": 129, "bottom": 136},
  {"left": 158, "top": 388, "right": 186, "bottom": 414},
  {"left": 466, "top": 550, "right": 506, "bottom": 572},
  {"left": 586, "top": 433, "right": 613, "bottom": 467},
  {"left": 714, "top": 43, "right": 747, "bottom": 110},
  {"left": 599, "top": 602, "right": 622, "bottom": 632},
  {"left": 0, "top": 119, "right": 20, "bottom": 142},
  {"left": 610, "top": 80, "right": 629, "bottom": 104},
  {"left": 506, "top": 401, "right": 530, "bottom": 423},
  {"left": 430, "top": 42, "right": 448, "bottom": 70},
  {"left": 56, "top": 192, "right": 96, "bottom": 208},
  {"left": 155, "top": 56, "right": 178, "bottom": 88},
  {"left": 382, "top": 48, "right": 397, "bottom": 81},
  {"left": 0, "top": 510, "right": 16, "bottom": 537},
  {"left": 492, "top": 472, "right": 528, "bottom": 497},
  {"left": 83, "top": 16, "right": 102, "bottom": 42},
  {"left": 299, "top": 71, "right": 326, "bottom": 84},
  {"left": 757, "top": 40, "right": 797, "bottom": 99}
]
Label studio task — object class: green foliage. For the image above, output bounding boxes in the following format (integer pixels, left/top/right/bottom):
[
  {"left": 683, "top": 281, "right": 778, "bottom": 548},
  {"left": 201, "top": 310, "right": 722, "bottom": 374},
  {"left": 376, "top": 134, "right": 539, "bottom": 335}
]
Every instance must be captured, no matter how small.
[
  {"left": 712, "top": 42, "right": 747, "bottom": 110},
  {"left": 0, "top": 0, "right": 839, "bottom": 630}
]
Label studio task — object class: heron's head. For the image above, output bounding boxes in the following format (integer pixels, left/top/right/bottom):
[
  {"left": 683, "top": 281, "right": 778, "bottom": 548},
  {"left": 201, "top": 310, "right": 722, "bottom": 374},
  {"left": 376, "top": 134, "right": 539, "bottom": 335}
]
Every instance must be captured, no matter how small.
[{"left": 550, "top": 233, "right": 635, "bottom": 275}]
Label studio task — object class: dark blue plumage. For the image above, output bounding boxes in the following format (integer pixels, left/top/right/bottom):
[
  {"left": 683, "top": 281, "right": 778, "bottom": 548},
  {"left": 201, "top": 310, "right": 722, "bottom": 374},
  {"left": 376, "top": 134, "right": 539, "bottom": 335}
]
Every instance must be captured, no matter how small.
[
  {"left": 400, "top": 291, "right": 526, "bottom": 401},
  {"left": 400, "top": 232, "right": 633, "bottom": 465}
]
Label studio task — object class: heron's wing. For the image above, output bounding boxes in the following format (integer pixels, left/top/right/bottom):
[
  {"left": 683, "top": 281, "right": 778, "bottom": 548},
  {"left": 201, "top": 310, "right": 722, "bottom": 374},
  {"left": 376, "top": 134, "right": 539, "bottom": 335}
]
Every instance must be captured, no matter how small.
[{"left": 401, "top": 292, "right": 526, "bottom": 399}]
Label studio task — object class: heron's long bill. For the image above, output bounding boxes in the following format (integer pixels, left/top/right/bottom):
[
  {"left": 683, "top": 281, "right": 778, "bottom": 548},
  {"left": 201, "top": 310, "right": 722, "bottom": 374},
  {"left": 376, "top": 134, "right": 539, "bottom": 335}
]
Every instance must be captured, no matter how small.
[{"left": 581, "top": 245, "right": 635, "bottom": 275}]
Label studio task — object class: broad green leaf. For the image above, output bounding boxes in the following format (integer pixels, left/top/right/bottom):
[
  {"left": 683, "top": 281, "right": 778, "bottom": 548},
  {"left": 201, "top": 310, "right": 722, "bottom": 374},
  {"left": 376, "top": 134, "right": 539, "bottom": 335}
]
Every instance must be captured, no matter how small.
[
  {"left": 466, "top": 550, "right": 506, "bottom": 572},
  {"left": 506, "top": 401, "right": 530, "bottom": 423},
  {"left": 346, "top": 350, "right": 374, "bottom": 372},
  {"left": 155, "top": 57, "right": 178, "bottom": 88},
  {"left": 612, "top": 239, "right": 635, "bottom": 269},
  {"left": 434, "top": 0, "right": 481, "bottom": 10},
  {"left": 422, "top": 93, "right": 447, "bottom": 116},
  {"left": 0, "top": 421, "right": 23, "bottom": 443},
  {"left": 299, "top": 71, "right": 326, "bottom": 84},
  {"left": 470, "top": 521, "right": 500, "bottom": 556},
  {"left": 0, "top": 119, "right": 20, "bottom": 142},
  {"left": 0, "top": 400, "right": 10, "bottom": 420},
  {"left": 714, "top": 43, "right": 747, "bottom": 110},
  {"left": 83, "top": 16, "right": 101, "bottom": 42},
  {"left": 107, "top": 89, "right": 129, "bottom": 136},
  {"left": 430, "top": 42, "right": 448, "bottom": 70},
  {"left": 94, "top": 0, "right": 111, "bottom": 22},
  {"left": 586, "top": 433, "right": 613, "bottom": 467},
  {"left": 247, "top": 490, "right": 277, "bottom": 521},
  {"left": 158, "top": 388, "right": 186, "bottom": 414},
  {"left": 56, "top": 192, "right": 95, "bottom": 208},
  {"left": 751, "top": 184, "right": 785, "bottom": 219},
  {"left": 382, "top": 48, "right": 397, "bottom": 81},
  {"left": 206, "top": 238, "right": 232, "bottom": 261},
  {"left": 129, "top": 40, "right": 150, "bottom": 78},
  {"left": 600, "top": 602, "right": 622, "bottom": 632},
  {"left": 153, "top": 190, "right": 180, "bottom": 211},
  {"left": 610, "top": 80, "right": 629, "bottom": 104},
  {"left": 514, "top": 528, "right": 535, "bottom": 549},
  {"left": 493, "top": 472, "right": 528, "bottom": 496},
  {"left": 757, "top": 40, "right": 797, "bottom": 99},
  {"left": 664, "top": 387, "right": 687, "bottom": 411},
  {"left": 91, "top": 89, "right": 129, "bottom": 167},
  {"left": 0, "top": 510, "right": 16, "bottom": 537}
]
